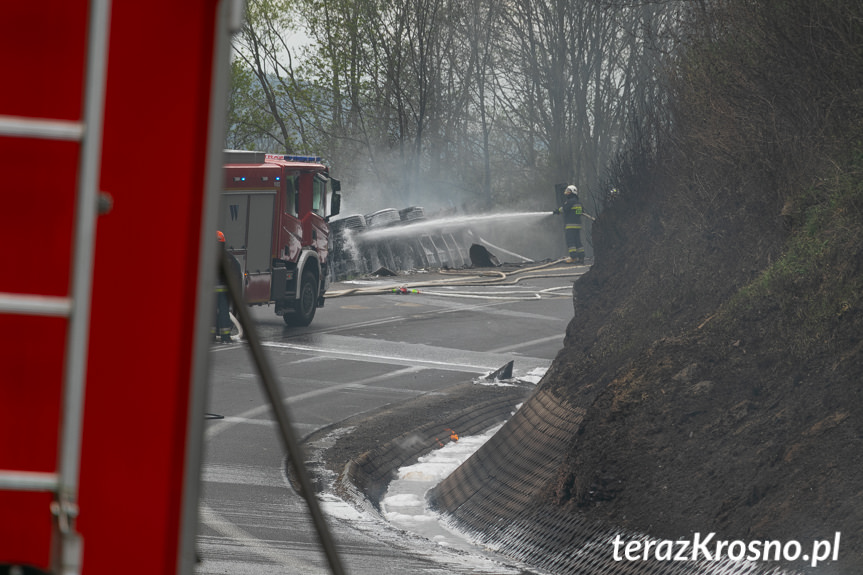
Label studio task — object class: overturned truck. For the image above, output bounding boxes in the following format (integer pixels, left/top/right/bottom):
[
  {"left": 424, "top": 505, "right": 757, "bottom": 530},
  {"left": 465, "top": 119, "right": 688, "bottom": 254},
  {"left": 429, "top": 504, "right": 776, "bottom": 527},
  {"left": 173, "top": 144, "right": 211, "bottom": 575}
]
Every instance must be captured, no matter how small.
[{"left": 329, "top": 207, "right": 486, "bottom": 279}]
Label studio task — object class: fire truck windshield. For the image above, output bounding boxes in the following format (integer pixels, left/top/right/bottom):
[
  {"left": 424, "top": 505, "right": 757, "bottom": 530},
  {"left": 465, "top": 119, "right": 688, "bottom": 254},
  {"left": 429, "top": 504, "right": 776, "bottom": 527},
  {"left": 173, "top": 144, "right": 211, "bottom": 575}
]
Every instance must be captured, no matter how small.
[
  {"left": 285, "top": 174, "right": 299, "bottom": 216},
  {"left": 313, "top": 175, "right": 325, "bottom": 215}
]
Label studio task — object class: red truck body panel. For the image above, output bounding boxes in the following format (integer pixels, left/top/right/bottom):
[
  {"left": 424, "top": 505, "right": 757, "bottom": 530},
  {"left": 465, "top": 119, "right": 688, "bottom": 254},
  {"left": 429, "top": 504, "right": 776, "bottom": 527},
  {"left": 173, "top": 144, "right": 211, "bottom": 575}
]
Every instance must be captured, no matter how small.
[{"left": 1, "top": 1, "right": 221, "bottom": 573}]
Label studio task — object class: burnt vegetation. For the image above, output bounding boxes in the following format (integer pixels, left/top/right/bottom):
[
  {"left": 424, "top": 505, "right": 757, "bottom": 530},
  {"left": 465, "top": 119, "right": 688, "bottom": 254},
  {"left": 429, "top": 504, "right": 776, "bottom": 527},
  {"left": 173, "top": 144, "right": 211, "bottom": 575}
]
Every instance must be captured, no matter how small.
[{"left": 543, "top": 0, "right": 863, "bottom": 572}]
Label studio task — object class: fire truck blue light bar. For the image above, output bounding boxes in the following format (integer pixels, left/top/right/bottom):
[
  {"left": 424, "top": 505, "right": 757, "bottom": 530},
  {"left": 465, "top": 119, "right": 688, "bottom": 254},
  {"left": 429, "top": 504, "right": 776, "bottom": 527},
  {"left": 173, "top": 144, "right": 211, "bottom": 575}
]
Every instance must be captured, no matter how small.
[{"left": 282, "top": 155, "right": 322, "bottom": 163}]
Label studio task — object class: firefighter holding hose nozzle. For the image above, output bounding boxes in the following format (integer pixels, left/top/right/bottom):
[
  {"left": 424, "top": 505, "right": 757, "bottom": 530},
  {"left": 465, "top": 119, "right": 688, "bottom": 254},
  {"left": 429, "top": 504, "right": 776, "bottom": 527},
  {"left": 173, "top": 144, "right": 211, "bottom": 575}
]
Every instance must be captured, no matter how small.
[{"left": 552, "top": 185, "right": 593, "bottom": 264}]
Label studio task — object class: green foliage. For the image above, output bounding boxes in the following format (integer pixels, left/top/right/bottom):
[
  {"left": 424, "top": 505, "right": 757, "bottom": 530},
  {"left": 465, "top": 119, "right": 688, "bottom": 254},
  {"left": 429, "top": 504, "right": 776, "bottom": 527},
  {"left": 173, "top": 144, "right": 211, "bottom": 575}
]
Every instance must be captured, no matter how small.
[
  {"left": 226, "top": 59, "right": 283, "bottom": 150},
  {"left": 727, "top": 146, "right": 863, "bottom": 355}
]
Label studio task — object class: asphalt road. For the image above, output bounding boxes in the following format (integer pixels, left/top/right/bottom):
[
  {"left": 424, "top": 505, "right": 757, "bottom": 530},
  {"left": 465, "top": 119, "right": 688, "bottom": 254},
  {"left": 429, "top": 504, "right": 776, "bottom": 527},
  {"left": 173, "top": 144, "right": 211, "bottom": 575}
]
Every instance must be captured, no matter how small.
[{"left": 195, "top": 266, "right": 582, "bottom": 575}]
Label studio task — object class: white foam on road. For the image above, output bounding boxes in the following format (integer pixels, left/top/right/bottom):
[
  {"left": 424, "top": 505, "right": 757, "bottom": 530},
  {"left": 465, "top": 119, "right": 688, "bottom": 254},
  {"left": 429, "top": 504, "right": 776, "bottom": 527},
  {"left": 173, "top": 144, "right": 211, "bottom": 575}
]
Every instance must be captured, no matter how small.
[
  {"left": 381, "top": 424, "right": 504, "bottom": 550},
  {"left": 313, "top": 422, "right": 528, "bottom": 573}
]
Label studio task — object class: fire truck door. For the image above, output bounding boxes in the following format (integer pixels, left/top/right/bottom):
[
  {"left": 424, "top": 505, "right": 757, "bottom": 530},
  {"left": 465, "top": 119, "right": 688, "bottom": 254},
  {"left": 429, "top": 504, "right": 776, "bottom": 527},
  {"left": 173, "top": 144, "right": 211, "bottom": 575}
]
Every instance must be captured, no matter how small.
[
  {"left": 217, "top": 192, "right": 275, "bottom": 304},
  {"left": 247, "top": 193, "right": 275, "bottom": 272},
  {"left": 244, "top": 193, "right": 275, "bottom": 303},
  {"left": 219, "top": 193, "right": 247, "bottom": 253}
]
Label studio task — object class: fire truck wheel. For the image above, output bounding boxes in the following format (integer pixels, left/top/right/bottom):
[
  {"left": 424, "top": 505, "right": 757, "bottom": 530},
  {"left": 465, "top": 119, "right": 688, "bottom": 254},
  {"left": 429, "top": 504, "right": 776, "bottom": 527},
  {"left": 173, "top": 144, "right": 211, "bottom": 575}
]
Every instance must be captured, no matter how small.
[{"left": 284, "top": 270, "right": 317, "bottom": 327}]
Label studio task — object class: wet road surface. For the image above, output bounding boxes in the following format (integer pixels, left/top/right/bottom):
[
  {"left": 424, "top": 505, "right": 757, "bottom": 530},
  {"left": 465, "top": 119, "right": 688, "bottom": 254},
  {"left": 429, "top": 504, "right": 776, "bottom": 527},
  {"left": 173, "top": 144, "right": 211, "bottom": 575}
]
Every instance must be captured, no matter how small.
[{"left": 195, "top": 270, "right": 582, "bottom": 574}]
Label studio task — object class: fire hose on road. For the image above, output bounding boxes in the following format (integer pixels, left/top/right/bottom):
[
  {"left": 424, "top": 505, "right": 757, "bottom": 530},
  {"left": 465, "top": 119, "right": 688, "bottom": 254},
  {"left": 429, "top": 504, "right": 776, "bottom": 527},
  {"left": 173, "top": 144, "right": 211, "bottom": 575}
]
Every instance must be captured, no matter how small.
[{"left": 325, "top": 258, "right": 586, "bottom": 300}]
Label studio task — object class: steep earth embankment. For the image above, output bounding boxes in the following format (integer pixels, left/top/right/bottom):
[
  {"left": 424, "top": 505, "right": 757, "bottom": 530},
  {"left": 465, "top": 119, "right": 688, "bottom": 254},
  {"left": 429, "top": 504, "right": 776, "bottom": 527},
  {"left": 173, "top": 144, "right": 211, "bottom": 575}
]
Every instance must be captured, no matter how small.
[
  {"left": 430, "top": 1, "right": 863, "bottom": 573},
  {"left": 539, "top": 168, "right": 863, "bottom": 575}
]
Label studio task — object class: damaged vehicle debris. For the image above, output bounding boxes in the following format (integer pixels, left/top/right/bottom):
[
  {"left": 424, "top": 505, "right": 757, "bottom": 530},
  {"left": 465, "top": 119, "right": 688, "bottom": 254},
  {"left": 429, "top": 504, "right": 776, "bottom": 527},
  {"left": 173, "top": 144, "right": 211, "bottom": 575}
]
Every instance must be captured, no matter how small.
[{"left": 329, "top": 206, "right": 494, "bottom": 280}]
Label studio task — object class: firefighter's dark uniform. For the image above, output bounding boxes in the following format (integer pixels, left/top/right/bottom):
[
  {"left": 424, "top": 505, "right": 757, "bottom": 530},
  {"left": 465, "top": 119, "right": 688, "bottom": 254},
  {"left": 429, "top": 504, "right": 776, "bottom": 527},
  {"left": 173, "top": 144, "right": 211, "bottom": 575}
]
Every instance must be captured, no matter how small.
[
  {"left": 557, "top": 191, "right": 585, "bottom": 263},
  {"left": 215, "top": 232, "right": 233, "bottom": 343}
]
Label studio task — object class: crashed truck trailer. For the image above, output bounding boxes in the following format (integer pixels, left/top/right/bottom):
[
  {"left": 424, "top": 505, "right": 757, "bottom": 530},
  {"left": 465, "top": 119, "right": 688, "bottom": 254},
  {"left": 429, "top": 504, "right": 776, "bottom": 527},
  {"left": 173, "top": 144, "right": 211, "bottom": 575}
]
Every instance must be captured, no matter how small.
[
  {"left": 327, "top": 206, "right": 567, "bottom": 279},
  {"left": 329, "top": 207, "right": 479, "bottom": 279},
  {"left": 1, "top": 1, "right": 239, "bottom": 573}
]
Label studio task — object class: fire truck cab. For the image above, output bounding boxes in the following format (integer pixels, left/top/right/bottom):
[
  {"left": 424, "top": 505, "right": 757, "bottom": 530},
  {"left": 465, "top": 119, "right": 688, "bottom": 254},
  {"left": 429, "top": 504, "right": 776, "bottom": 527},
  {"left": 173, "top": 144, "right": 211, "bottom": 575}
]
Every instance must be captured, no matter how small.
[{"left": 220, "top": 150, "right": 341, "bottom": 326}]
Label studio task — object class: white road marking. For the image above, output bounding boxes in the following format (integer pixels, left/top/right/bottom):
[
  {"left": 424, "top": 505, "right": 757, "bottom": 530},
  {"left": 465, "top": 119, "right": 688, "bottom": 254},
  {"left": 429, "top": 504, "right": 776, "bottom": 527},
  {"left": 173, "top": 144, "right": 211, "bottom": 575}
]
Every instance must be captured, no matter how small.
[
  {"left": 489, "top": 333, "right": 563, "bottom": 354},
  {"left": 205, "top": 366, "right": 424, "bottom": 441},
  {"left": 261, "top": 336, "right": 550, "bottom": 376}
]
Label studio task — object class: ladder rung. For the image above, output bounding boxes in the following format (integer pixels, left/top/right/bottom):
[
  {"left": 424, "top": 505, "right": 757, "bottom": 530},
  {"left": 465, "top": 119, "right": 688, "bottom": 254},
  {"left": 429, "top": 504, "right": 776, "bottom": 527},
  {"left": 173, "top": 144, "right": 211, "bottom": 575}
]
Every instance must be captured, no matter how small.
[
  {"left": 0, "top": 114, "right": 84, "bottom": 141},
  {"left": 0, "top": 470, "right": 60, "bottom": 492},
  {"left": 0, "top": 293, "right": 73, "bottom": 317}
]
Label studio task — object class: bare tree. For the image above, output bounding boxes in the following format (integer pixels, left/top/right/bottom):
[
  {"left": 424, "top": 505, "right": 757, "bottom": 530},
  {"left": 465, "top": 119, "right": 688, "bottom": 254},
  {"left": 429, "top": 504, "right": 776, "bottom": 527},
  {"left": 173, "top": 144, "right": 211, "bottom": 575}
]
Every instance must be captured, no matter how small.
[
  {"left": 492, "top": 0, "right": 681, "bottom": 204},
  {"left": 227, "top": 0, "right": 683, "bottom": 213}
]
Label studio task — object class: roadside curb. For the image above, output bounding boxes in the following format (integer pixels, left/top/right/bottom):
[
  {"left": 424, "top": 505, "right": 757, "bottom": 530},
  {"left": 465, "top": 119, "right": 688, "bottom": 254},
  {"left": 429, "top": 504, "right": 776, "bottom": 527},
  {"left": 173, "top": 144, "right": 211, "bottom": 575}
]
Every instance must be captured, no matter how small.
[
  {"left": 427, "top": 386, "right": 803, "bottom": 575},
  {"left": 337, "top": 391, "right": 527, "bottom": 509}
]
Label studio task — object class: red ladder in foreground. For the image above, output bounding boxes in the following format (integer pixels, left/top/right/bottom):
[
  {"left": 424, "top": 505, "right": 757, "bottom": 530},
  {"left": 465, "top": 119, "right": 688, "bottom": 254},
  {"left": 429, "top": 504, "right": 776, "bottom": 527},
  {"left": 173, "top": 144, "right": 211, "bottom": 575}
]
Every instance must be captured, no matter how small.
[{"left": 0, "top": 2, "right": 111, "bottom": 573}]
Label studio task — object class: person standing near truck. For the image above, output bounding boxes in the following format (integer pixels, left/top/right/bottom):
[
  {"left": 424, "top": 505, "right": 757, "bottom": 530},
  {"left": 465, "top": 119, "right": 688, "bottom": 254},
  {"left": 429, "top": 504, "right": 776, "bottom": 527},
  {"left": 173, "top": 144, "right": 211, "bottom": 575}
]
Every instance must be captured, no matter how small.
[
  {"left": 214, "top": 230, "right": 242, "bottom": 343},
  {"left": 553, "top": 185, "right": 594, "bottom": 264}
]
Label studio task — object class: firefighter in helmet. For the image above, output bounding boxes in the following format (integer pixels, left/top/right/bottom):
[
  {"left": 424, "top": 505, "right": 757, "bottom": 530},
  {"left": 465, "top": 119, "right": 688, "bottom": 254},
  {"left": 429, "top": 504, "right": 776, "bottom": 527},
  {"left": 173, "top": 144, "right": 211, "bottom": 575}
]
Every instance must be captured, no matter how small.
[
  {"left": 553, "top": 185, "right": 593, "bottom": 264},
  {"left": 214, "top": 230, "right": 233, "bottom": 343}
]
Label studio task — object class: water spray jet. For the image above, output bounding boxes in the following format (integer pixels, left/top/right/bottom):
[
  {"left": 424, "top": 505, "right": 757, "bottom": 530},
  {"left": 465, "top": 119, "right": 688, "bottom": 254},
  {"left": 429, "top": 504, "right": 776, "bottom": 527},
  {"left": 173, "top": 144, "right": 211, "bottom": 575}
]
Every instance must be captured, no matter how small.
[{"left": 329, "top": 209, "right": 559, "bottom": 280}]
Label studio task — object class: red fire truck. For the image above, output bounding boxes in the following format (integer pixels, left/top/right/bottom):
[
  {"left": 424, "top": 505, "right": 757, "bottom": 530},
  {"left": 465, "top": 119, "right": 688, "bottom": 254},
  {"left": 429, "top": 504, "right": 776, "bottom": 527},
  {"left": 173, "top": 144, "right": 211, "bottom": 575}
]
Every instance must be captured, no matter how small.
[{"left": 221, "top": 151, "right": 341, "bottom": 326}]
